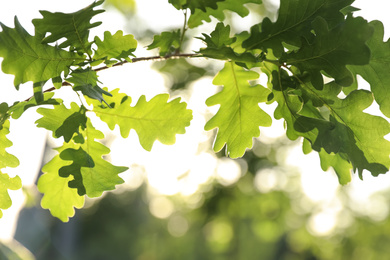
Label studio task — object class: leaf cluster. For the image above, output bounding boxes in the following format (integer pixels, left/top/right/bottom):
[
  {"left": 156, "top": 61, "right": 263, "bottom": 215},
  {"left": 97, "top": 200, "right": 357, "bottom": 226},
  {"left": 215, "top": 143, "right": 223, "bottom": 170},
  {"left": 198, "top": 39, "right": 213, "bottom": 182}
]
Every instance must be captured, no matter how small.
[{"left": 1, "top": 0, "right": 390, "bottom": 221}]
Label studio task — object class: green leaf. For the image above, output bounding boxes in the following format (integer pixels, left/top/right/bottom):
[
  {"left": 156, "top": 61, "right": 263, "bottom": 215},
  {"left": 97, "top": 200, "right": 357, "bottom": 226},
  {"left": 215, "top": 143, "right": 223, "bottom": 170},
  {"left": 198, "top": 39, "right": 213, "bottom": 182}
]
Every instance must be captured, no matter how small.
[
  {"left": 0, "top": 17, "right": 83, "bottom": 89},
  {"left": 93, "top": 30, "right": 137, "bottom": 66},
  {"left": 243, "top": 0, "right": 353, "bottom": 57},
  {"left": 32, "top": 0, "right": 104, "bottom": 56},
  {"left": 198, "top": 23, "right": 257, "bottom": 64},
  {"left": 36, "top": 102, "right": 87, "bottom": 142},
  {"left": 205, "top": 62, "right": 272, "bottom": 158},
  {"left": 319, "top": 150, "right": 352, "bottom": 185},
  {"left": 58, "top": 120, "right": 127, "bottom": 197},
  {"left": 348, "top": 21, "right": 390, "bottom": 118},
  {"left": 38, "top": 152, "right": 84, "bottom": 222},
  {"left": 67, "top": 68, "right": 112, "bottom": 104},
  {"left": 0, "top": 120, "right": 21, "bottom": 219},
  {"left": 188, "top": 0, "right": 262, "bottom": 28},
  {"left": 168, "top": 0, "right": 186, "bottom": 10},
  {"left": 9, "top": 92, "right": 60, "bottom": 120},
  {"left": 185, "top": 0, "right": 223, "bottom": 13},
  {"left": 0, "top": 172, "right": 22, "bottom": 218},
  {"left": 88, "top": 89, "right": 193, "bottom": 151},
  {"left": 285, "top": 16, "right": 373, "bottom": 86},
  {"left": 0, "top": 120, "right": 19, "bottom": 169},
  {"left": 147, "top": 30, "right": 181, "bottom": 56}
]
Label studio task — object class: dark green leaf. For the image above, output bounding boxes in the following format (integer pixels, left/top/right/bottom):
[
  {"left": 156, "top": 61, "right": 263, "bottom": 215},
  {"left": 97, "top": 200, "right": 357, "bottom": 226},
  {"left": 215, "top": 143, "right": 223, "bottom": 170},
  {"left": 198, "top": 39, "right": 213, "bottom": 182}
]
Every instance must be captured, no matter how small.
[
  {"left": 285, "top": 16, "right": 373, "bottom": 86},
  {"left": 243, "top": 0, "right": 353, "bottom": 57}
]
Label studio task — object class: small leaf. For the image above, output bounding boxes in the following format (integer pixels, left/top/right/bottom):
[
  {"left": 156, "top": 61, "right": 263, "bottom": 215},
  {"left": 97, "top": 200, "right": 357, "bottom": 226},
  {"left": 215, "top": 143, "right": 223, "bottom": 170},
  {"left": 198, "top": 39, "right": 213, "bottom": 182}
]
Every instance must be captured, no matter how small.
[
  {"left": 9, "top": 92, "right": 60, "bottom": 119},
  {"left": 58, "top": 120, "right": 127, "bottom": 197},
  {"left": 38, "top": 153, "right": 85, "bottom": 222},
  {"left": 93, "top": 30, "right": 137, "bottom": 66},
  {"left": 205, "top": 62, "right": 272, "bottom": 158},
  {"left": 184, "top": 0, "right": 223, "bottom": 13},
  {"left": 32, "top": 0, "right": 104, "bottom": 55},
  {"left": 0, "top": 17, "right": 83, "bottom": 89},
  {"left": 0, "top": 172, "right": 22, "bottom": 218},
  {"left": 0, "top": 120, "right": 19, "bottom": 169},
  {"left": 147, "top": 30, "right": 181, "bottom": 56},
  {"left": 188, "top": 0, "right": 262, "bottom": 28},
  {"left": 36, "top": 102, "right": 87, "bottom": 142},
  {"left": 67, "top": 68, "right": 112, "bottom": 104},
  {"left": 88, "top": 89, "right": 193, "bottom": 151}
]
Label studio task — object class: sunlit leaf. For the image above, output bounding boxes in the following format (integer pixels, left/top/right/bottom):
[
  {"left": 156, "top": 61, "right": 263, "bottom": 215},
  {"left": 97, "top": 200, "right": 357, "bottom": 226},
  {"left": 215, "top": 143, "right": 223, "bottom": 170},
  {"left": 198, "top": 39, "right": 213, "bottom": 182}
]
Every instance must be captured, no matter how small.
[
  {"left": 32, "top": 0, "right": 104, "bottom": 55},
  {"left": 36, "top": 102, "right": 87, "bottom": 142},
  {"left": 0, "top": 172, "right": 22, "bottom": 218},
  {"left": 205, "top": 62, "right": 272, "bottom": 158},
  {"left": 88, "top": 89, "right": 193, "bottom": 151},
  {"left": 93, "top": 30, "right": 137, "bottom": 66},
  {"left": 0, "top": 17, "right": 83, "bottom": 89},
  {"left": 188, "top": 0, "right": 262, "bottom": 28},
  {"left": 147, "top": 30, "right": 181, "bottom": 56},
  {"left": 349, "top": 20, "right": 390, "bottom": 118},
  {"left": 38, "top": 151, "right": 84, "bottom": 222}
]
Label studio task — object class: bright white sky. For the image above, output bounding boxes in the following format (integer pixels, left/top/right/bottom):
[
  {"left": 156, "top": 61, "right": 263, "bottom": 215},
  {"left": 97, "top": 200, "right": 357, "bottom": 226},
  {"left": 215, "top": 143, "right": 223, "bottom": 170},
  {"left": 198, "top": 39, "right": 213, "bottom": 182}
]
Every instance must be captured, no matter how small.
[{"left": 0, "top": 0, "right": 390, "bottom": 241}]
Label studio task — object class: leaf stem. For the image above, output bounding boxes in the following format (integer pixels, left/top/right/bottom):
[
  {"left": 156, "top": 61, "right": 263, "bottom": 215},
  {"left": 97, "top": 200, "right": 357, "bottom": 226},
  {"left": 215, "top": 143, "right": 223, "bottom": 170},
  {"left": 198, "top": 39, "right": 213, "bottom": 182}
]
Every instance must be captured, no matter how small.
[{"left": 178, "top": 9, "right": 188, "bottom": 53}]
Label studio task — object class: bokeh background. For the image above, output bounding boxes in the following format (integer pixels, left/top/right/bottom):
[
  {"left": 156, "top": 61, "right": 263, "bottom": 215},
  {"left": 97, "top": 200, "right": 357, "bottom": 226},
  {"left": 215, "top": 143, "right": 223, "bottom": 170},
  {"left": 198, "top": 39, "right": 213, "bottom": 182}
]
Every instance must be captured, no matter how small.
[{"left": 1, "top": 0, "right": 390, "bottom": 259}]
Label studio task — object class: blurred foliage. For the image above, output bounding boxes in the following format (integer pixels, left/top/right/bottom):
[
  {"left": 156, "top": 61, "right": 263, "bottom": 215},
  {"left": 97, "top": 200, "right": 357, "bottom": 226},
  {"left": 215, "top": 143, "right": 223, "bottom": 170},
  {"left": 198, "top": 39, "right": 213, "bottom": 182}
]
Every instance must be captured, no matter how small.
[{"left": 104, "top": 0, "right": 136, "bottom": 15}]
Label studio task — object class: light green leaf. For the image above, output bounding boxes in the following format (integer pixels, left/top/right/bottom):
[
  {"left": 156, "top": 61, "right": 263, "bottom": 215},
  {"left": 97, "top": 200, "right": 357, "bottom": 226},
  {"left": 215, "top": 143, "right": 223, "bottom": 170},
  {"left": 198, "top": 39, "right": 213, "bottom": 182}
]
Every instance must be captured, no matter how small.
[
  {"left": 147, "top": 30, "right": 181, "bottom": 56},
  {"left": 93, "top": 30, "right": 137, "bottom": 66},
  {"left": 32, "top": 0, "right": 104, "bottom": 55},
  {"left": 285, "top": 16, "right": 373, "bottom": 86},
  {"left": 0, "top": 172, "right": 22, "bottom": 218},
  {"left": 88, "top": 89, "right": 193, "bottom": 151},
  {"left": 188, "top": 0, "right": 262, "bottom": 28},
  {"left": 0, "top": 120, "right": 19, "bottom": 169},
  {"left": 0, "top": 17, "right": 83, "bottom": 89},
  {"left": 205, "top": 62, "right": 272, "bottom": 158},
  {"left": 38, "top": 152, "right": 84, "bottom": 222},
  {"left": 349, "top": 20, "right": 390, "bottom": 118},
  {"left": 58, "top": 120, "right": 127, "bottom": 197},
  {"left": 36, "top": 102, "right": 87, "bottom": 142},
  {"left": 319, "top": 149, "right": 352, "bottom": 185},
  {"left": 9, "top": 92, "right": 60, "bottom": 119},
  {"left": 243, "top": 0, "right": 353, "bottom": 56}
]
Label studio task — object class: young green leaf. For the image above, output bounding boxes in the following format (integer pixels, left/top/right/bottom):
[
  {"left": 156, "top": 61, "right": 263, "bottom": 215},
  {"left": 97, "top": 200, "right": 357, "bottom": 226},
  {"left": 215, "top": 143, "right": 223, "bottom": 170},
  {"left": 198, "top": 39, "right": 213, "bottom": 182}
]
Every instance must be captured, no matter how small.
[
  {"left": 147, "top": 30, "right": 181, "bottom": 56},
  {"left": 243, "top": 0, "right": 353, "bottom": 57},
  {"left": 0, "top": 17, "right": 83, "bottom": 89},
  {"left": 58, "top": 120, "right": 127, "bottom": 197},
  {"left": 188, "top": 0, "right": 262, "bottom": 28},
  {"left": 0, "top": 120, "right": 19, "bottom": 169},
  {"left": 0, "top": 120, "right": 21, "bottom": 218},
  {"left": 36, "top": 102, "right": 87, "bottom": 142},
  {"left": 38, "top": 152, "right": 85, "bottom": 222},
  {"left": 32, "top": 0, "right": 104, "bottom": 56},
  {"left": 198, "top": 23, "right": 257, "bottom": 64},
  {"left": 205, "top": 62, "right": 272, "bottom": 158},
  {"left": 93, "top": 30, "right": 137, "bottom": 66},
  {"left": 285, "top": 16, "right": 373, "bottom": 86},
  {"left": 349, "top": 21, "right": 390, "bottom": 118},
  {"left": 88, "top": 89, "right": 193, "bottom": 151},
  {"left": 319, "top": 149, "right": 352, "bottom": 185},
  {"left": 0, "top": 172, "right": 22, "bottom": 218},
  {"left": 67, "top": 68, "right": 112, "bottom": 104}
]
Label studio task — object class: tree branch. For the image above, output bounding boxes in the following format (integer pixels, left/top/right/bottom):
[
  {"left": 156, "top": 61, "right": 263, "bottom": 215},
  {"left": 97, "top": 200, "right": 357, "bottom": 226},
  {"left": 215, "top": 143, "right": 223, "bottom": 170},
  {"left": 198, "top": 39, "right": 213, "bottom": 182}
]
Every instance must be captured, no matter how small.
[{"left": 25, "top": 53, "right": 202, "bottom": 102}]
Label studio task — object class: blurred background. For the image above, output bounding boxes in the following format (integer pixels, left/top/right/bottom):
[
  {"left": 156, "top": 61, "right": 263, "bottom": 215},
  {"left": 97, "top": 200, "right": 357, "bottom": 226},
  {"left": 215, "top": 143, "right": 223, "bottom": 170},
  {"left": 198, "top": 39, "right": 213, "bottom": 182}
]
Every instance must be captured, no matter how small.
[{"left": 2, "top": 0, "right": 390, "bottom": 259}]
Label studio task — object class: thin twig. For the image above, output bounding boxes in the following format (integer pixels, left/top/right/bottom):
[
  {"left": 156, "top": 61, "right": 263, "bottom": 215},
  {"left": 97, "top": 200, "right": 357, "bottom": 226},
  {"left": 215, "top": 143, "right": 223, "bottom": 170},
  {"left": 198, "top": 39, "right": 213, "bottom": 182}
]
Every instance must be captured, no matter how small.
[{"left": 24, "top": 53, "right": 201, "bottom": 102}]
